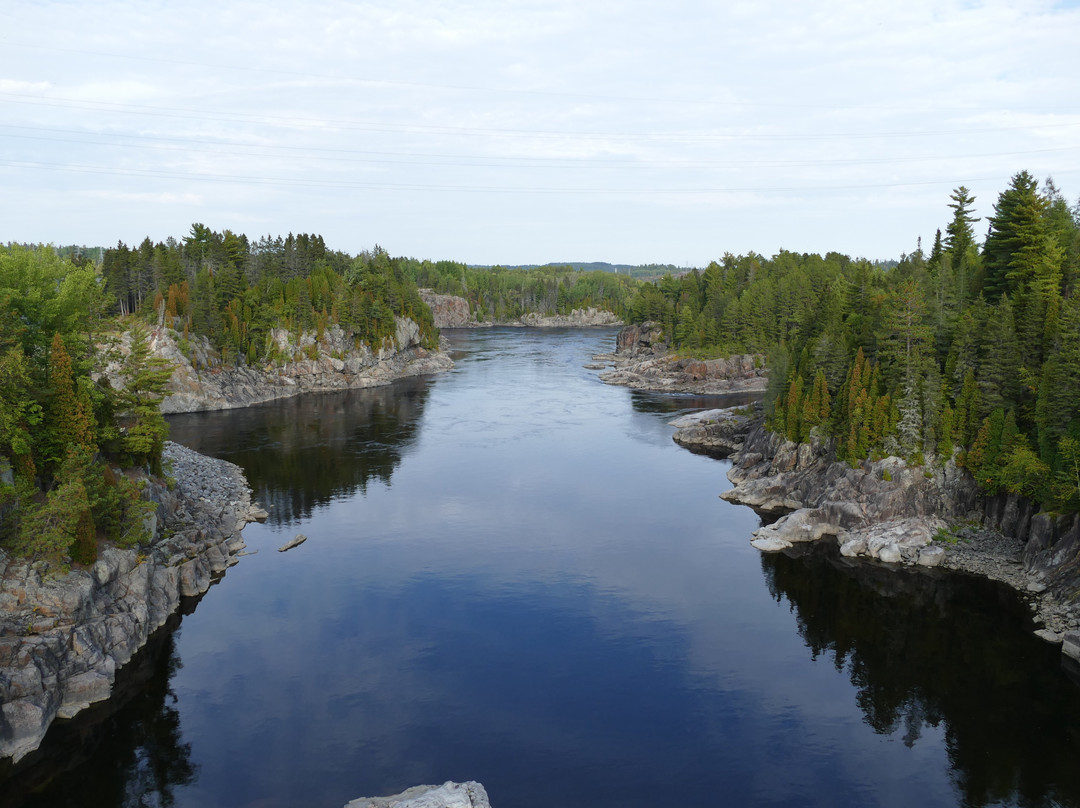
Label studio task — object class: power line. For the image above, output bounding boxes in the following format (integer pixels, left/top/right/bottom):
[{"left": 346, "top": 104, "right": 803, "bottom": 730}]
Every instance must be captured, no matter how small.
[
  {"left": 3, "top": 124, "right": 1078, "bottom": 171},
  {"left": 4, "top": 92, "right": 1080, "bottom": 143},
  {"left": 6, "top": 157, "right": 1076, "bottom": 194}
]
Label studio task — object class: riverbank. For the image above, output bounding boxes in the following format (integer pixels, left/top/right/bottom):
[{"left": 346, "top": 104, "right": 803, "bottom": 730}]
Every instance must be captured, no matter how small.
[
  {"left": 592, "top": 323, "right": 768, "bottom": 395},
  {"left": 138, "top": 317, "right": 453, "bottom": 414},
  {"left": 669, "top": 407, "right": 1080, "bottom": 663},
  {"left": 0, "top": 442, "right": 260, "bottom": 764}
]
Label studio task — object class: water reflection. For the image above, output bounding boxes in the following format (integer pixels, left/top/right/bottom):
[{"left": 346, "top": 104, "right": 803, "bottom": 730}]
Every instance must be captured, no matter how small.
[
  {"left": 628, "top": 389, "right": 760, "bottom": 416},
  {"left": 7, "top": 329, "right": 1080, "bottom": 808},
  {"left": 763, "top": 541, "right": 1080, "bottom": 807},
  {"left": 0, "top": 614, "right": 195, "bottom": 808},
  {"left": 166, "top": 380, "right": 433, "bottom": 525}
]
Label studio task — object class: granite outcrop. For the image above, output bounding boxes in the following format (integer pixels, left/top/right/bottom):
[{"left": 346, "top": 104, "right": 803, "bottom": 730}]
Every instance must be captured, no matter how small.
[
  {"left": 596, "top": 324, "right": 768, "bottom": 394},
  {"left": 137, "top": 318, "right": 453, "bottom": 414},
  {"left": 673, "top": 413, "right": 1080, "bottom": 661},
  {"left": 0, "top": 442, "right": 260, "bottom": 763}
]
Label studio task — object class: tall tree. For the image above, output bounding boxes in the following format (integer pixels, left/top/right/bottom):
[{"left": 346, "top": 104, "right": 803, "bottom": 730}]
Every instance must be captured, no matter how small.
[{"left": 945, "top": 186, "right": 980, "bottom": 307}]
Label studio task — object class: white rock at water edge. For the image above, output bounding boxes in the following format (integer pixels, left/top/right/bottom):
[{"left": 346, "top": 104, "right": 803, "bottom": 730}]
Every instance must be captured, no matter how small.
[{"left": 345, "top": 781, "right": 491, "bottom": 808}]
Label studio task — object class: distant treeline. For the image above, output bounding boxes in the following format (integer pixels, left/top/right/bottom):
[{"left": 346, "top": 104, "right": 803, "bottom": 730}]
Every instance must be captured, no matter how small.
[
  {"left": 414, "top": 261, "right": 640, "bottom": 321},
  {"left": 481, "top": 261, "right": 689, "bottom": 280},
  {"left": 626, "top": 172, "right": 1080, "bottom": 513}
]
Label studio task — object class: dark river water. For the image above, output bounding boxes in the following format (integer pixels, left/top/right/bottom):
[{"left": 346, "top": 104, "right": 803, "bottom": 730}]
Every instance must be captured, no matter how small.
[{"left": 5, "top": 327, "right": 1080, "bottom": 808}]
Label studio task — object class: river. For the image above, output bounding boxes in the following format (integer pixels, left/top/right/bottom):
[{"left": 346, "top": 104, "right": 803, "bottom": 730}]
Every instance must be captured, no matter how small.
[{"left": 4, "top": 327, "right": 1080, "bottom": 808}]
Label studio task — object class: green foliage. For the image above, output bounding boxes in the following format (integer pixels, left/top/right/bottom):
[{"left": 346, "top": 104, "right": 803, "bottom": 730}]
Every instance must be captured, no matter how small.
[
  {"left": 0, "top": 245, "right": 161, "bottom": 562},
  {"left": 11, "top": 467, "right": 92, "bottom": 563},
  {"left": 997, "top": 443, "right": 1050, "bottom": 500},
  {"left": 411, "top": 259, "right": 639, "bottom": 323},
  {"left": 109, "top": 325, "right": 172, "bottom": 474},
  {"left": 621, "top": 175, "right": 1080, "bottom": 511}
]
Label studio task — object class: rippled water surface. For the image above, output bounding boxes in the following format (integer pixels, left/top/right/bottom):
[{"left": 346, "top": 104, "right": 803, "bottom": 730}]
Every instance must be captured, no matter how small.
[{"left": 5, "top": 327, "right": 1080, "bottom": 808}]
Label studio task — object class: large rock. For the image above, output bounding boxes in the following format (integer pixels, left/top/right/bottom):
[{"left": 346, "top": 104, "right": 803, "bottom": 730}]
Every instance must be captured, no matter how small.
[
  {"left": 345, "top": 781, "right": 491, "bottom": 808},
  {"left": 419, "top": 290, "right": 474, "bottom": 328},
  {"left": 0, "top": 442, "right": 258, "bottom": 763},
  {"left": 671, "top": 405, "right": 760, "bottom": 458},
  {"left": 751, "top": 507, "right": 838, "bottom": 548},
  {"left": 615, "top": 322, "right": 666, "bottom": 356}
]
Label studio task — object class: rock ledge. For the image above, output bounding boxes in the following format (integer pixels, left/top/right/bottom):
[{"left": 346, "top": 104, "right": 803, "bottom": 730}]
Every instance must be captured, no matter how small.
[{"left": 0, "top": 442, "right": 258, "bottom": 763}]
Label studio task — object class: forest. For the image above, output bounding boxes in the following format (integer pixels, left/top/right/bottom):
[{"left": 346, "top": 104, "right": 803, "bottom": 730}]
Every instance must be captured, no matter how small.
[
  {"left": 626, "top": 171, "right": 1080, "bottom": 513},
  {"left": 0, "top": 228, "right": 640, "bottom": 566},
  {"left": 0, "top": 231, "right": 437, "bottom": 564},
  {"left": 412, "top": 260, "right": 640, "bottom": 321},
  {"left": 4, "top": 170, "right": 1078, "bottom": 569}
]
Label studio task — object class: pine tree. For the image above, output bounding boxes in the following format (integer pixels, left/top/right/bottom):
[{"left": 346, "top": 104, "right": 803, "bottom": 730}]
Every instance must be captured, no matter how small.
[
  {"left": 977, "top": 296, "right": 1022, "bottom": 417},
  {"left": 41, "top": 333, "right": 96, "bottom": 473}
]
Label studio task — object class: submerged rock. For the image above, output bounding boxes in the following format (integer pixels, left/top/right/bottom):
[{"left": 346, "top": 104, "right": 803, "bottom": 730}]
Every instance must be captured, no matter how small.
[
  {"left": 345, "top": 781, "right": 491, "bottom": 808},
  {"left": 278, "top": 534, "right": 308, "bottom": 552}
]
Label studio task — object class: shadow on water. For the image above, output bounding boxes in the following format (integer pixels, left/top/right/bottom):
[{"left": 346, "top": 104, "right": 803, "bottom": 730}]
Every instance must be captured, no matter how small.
[
  {"left": 628, "top": 389, "right": 761, "bottom": 416},
  {"left": 763, "top": 540, "right": 1080, "bottom": 808},
  {"left": 0, "top": 609, "right": 197, "bottom": 808},
  {"left": 165, "top": 379, "right": 433, "bottom": 525}
]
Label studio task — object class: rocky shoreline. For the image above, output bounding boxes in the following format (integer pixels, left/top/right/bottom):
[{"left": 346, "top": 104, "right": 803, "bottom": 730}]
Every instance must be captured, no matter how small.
[
  {"left": 0, "top": 442, "right": 262, "bottom": 764},
  {"left": 593, "top": 323, "right": 768, "bottom": 395},
  {"left": 669, "top": 407, "right": 1080, "bottom": 664},
  {"left": 419, "top": 289, "right": 623, "bottom": 330},
  {"left": 143, "top": 317, "right": 453, "bottom": 414}
]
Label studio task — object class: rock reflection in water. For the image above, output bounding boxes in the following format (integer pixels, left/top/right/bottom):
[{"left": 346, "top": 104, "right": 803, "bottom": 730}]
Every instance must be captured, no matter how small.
[
  {"left": 166, "top": 379, "right": 432, "bottom": 525},
  {"left": 0, "top": 613, "right": 195, "bottom": 808},
  {"left": 762, "top": 540, "right": 1080, "bottom": 808},
  {"left": 628, "top": 389, "right": 760, "bottom": 416}
]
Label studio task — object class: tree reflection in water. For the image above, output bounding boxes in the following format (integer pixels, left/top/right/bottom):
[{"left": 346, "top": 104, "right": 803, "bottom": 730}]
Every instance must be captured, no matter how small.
[
  {"left": 0, "top": 612, "right": 196, "bottom": 808},
  {"left": 167, "top": 379, "right": 433, "bottom": 526},
  {"left": 761, "top": 539, "right": 1080, "bottom": 808}
]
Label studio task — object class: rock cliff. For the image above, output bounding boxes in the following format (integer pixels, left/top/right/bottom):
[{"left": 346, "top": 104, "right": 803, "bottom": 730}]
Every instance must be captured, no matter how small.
[
  {"left": 597, "top": 324, "right": 768, "bottom": 394},
  {"left": 145, "top": 318, "right": 452, "bottom": 414},
  {"left": 697, "top": 417, "right": 1080, "bottom": 658},
  {"left": 0, "top": 442, "right": 260, "bottom": 763},
  {"left": 418, "top": 289, "right": 622, "bottom": 329},
  {"left": 418, "top": 291, "right": 474, "bottom": 328}
]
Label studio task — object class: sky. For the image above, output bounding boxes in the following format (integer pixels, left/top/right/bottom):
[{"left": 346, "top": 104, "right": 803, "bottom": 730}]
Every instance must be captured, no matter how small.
[{"left": 2, "top": 0, "right": 1079, "bottom": 266}]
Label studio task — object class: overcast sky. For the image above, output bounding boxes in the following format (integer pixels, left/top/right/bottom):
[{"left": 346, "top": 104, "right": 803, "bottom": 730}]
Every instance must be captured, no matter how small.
[{"left": 2, "top": 1, "right": 1079, "bottom": 266}]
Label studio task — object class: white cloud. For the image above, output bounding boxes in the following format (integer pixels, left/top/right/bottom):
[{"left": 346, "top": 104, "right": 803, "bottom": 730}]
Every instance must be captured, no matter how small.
[{"left": 2, "top": 0, "right": 1078, "bottom": 262}]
